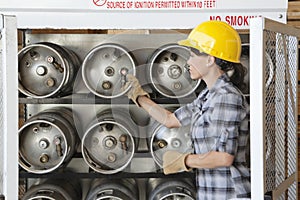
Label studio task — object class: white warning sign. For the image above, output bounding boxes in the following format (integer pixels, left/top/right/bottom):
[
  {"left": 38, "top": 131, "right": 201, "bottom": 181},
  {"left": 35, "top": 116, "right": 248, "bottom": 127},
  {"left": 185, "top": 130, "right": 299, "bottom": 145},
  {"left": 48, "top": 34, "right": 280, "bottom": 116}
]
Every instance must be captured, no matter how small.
[{"left": 94, "top": 0, "right": 216, "bottom": 9}]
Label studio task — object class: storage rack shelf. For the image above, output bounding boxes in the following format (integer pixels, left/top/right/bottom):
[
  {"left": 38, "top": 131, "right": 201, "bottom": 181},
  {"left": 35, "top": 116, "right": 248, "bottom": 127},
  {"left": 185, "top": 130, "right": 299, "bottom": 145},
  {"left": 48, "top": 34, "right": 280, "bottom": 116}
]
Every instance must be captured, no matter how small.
[
  {"left": 19, "top": 171, "right": 195, "bottom": 179},
  {"left": 19, "top": 95, "right": 197, "bottom": 105}
]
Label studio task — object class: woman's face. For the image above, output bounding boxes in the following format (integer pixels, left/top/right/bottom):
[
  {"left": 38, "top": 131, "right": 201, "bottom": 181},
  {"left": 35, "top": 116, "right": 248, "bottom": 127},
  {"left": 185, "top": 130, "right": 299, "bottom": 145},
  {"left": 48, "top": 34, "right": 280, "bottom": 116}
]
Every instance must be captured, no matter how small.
[{"left": 187, "top": 50, "right": 209, "bottom": 80}]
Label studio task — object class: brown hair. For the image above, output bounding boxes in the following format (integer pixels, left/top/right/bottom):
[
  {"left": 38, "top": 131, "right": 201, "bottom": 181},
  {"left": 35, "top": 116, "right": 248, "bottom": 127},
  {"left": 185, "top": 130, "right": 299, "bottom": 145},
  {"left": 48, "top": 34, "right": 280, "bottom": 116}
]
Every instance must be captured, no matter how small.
[{"left": 215, "top": 58, "right": 247, "bottom": 91}]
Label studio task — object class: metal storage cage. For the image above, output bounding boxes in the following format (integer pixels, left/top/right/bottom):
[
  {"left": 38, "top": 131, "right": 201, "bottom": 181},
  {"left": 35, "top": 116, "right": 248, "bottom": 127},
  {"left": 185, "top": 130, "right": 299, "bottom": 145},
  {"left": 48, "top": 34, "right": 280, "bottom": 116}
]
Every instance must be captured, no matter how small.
[{"left": 0, "top": 0, "right": 299, "bottom": 199}]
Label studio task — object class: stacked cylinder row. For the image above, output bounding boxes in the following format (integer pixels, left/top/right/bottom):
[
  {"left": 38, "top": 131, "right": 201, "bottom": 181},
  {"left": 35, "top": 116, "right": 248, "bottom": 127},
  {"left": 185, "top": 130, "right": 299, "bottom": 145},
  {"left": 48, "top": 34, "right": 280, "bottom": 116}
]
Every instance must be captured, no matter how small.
[
  {"left": 18, "top": 42, "right": 202, "bottom": 99},
  {"left": 22, "top": 178, "right": 196, "bottom": 200},
  {"left": 19, "top": 107, "right": 193, "bottom": 174}
]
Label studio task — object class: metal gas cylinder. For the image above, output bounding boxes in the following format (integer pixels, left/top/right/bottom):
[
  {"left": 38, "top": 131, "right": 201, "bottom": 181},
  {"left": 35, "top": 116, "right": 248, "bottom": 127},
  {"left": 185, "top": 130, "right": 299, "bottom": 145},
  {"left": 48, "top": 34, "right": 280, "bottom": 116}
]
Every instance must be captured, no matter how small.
[
  {"left": 82, "top": 43, "right": 136, "bottom": 98},
  {"left": 81, "top": 108, "right": 138, "bottom": 174},
  {"left": 147, "top": 178, "right": 196, "bottom": 200},
  {"left": 18, "top": 107, "right": 79, "bottom": 174},
  {"left": 85, "top": 178, "right": 138, "bottom": 200},
  {"left": 149, "top": 113, "right": 193, "bottom": 168},
  {"left": 147, "top": 44, "right": 200, "bottom": 98},
  {"left": 21, "top": 177, "right": 82, "bottom": 200},
  {"left": 18, "top": 42, "right": 80, "bottom": 98}
]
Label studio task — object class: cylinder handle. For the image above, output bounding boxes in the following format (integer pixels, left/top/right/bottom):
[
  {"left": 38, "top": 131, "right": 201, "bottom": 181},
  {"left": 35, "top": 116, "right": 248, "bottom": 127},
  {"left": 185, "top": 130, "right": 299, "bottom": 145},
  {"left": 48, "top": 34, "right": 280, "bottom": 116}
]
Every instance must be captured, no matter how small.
[
  {"left": 120, "top": 68, "right": 128, "bottom": 87},
  {"left": 46, "top": 56, "right": 64, "bottom": 73},
  {"left": 119, "top": 134, "right": 128, "bottom": 152},
  {"left": 54, "top": 136, "right": 63, "bottom": 157}
]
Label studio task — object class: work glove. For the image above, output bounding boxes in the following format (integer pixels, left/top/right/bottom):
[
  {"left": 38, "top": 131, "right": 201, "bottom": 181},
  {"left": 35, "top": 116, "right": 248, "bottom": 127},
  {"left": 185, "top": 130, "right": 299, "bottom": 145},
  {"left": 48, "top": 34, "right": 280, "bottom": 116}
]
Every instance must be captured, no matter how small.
[
  {"left": 162, "top": 150, "right": 191, "bottom": 175},
  {"left": 122, "top": 74, "right": 149, "bottom": 107}
]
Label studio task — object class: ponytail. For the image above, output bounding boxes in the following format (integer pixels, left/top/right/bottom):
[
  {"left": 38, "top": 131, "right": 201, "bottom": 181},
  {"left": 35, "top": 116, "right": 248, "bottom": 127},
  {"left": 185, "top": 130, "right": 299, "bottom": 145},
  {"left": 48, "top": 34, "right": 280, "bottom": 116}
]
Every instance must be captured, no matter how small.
[{"left": 215, "top": 58, "right": 248, "bottom": 92}]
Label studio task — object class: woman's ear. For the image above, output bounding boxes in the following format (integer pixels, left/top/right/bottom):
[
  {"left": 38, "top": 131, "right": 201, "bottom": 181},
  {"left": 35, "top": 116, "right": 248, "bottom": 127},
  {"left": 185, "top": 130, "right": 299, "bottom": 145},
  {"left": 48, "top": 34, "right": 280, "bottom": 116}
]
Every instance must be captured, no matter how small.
[{"left": 206, "top": 56, "right": 215, "bottom": 67}]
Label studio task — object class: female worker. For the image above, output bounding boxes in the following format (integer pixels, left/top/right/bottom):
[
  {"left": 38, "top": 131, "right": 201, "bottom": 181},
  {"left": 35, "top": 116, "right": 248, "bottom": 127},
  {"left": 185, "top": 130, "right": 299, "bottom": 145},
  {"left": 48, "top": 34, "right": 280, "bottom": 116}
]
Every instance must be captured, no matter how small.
[{"left": 123, "top": 20, "right": 251, "bottom": 199}]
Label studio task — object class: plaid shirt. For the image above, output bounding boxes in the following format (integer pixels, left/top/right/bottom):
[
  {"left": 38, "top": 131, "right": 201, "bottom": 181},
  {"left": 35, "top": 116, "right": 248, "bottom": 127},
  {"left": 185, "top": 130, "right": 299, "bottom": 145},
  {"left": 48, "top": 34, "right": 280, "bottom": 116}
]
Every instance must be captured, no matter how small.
[{"left": 174, "top": 74, "right": 251, "bottom": 200}]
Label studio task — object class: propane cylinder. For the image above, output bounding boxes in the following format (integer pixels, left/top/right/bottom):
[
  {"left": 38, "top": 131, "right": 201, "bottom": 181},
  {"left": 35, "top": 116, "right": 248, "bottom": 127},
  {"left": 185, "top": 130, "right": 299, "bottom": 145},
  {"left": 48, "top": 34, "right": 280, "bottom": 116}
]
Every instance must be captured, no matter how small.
[
  {"left": 147, "top": 44, "right": 200, "bottom": 98},
  {"left": 18, "top": 42, "right": 80, "bottom": 98},
  {"left": 82, "top": 43, "right": 136, "bottom": 98},
  {"left": 85, "top": 178, "right": 138, "bottom": 200},
  {"left": 19, "top": 107, "right": 79, "bottom": 174},
  {"left": 81, "top": 108, "right": 138, "bottom": 174},
  {"left": 22, "top": 177, "right": 82, "bottom": 200},
  {"left": 149, "top": 111, "right": 193, "bottom": 168},
  {"left": 147, "top": 178, "right": 196, "bottom": 200}
]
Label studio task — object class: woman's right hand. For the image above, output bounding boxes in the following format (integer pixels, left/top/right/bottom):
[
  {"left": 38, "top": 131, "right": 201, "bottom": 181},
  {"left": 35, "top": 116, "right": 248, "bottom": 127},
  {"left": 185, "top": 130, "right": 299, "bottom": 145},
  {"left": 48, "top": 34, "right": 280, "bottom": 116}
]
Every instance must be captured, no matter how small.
[{"left": 121, "top": 74, "right": 149, "bottom": 107}]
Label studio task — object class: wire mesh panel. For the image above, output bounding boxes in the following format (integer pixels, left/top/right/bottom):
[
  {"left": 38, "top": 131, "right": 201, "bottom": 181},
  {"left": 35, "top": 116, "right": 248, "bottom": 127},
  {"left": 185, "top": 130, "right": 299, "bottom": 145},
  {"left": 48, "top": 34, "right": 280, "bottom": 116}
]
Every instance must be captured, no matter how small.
[
  {"left": 265, "top": 30, "right": 298, "bottom": 199},
  {"left": 250, "top": 17, "right": 299, "bottom": 200}
]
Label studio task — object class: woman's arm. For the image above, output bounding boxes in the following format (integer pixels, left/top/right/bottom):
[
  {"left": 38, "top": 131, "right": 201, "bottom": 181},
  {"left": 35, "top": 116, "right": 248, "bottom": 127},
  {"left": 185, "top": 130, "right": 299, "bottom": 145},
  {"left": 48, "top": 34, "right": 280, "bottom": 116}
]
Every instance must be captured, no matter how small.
[
  {"left": 185, "top": 151, "right": 234, "bottom": 169},
  {"left": 137, "top": 96, "right": 181, "bottom": 128},
  {"left": 184, "top": 93, "right": 245, "bottom": 169},
  {"left": 123, "top": 74, "right": 181, "bottom": 128}
]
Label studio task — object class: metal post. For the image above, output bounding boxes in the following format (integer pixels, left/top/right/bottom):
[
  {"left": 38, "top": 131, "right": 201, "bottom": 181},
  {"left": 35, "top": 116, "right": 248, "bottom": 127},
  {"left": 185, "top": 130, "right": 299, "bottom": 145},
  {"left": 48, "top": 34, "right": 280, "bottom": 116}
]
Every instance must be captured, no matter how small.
[{"left": 0, "top": 14, "right": 18, "bottom": 200}]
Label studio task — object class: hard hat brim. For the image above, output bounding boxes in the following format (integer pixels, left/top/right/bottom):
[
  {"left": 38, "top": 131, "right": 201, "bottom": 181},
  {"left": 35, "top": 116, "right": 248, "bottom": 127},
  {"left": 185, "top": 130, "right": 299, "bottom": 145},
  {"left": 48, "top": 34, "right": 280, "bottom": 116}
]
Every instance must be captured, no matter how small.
[
  {"left": 178, "top": 38, "right": 205, "bottom": 53},
  {"left": 179, "top": 38, "right": 240, "bottom": 63}
]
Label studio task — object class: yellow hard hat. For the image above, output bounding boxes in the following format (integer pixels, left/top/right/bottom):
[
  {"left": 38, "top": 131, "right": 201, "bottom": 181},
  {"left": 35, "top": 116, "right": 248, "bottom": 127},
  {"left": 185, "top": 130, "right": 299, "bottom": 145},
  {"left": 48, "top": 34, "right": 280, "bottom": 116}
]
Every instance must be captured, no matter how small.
[{"left": 178, "top": 20, "right": 241, "bottom": 63}]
